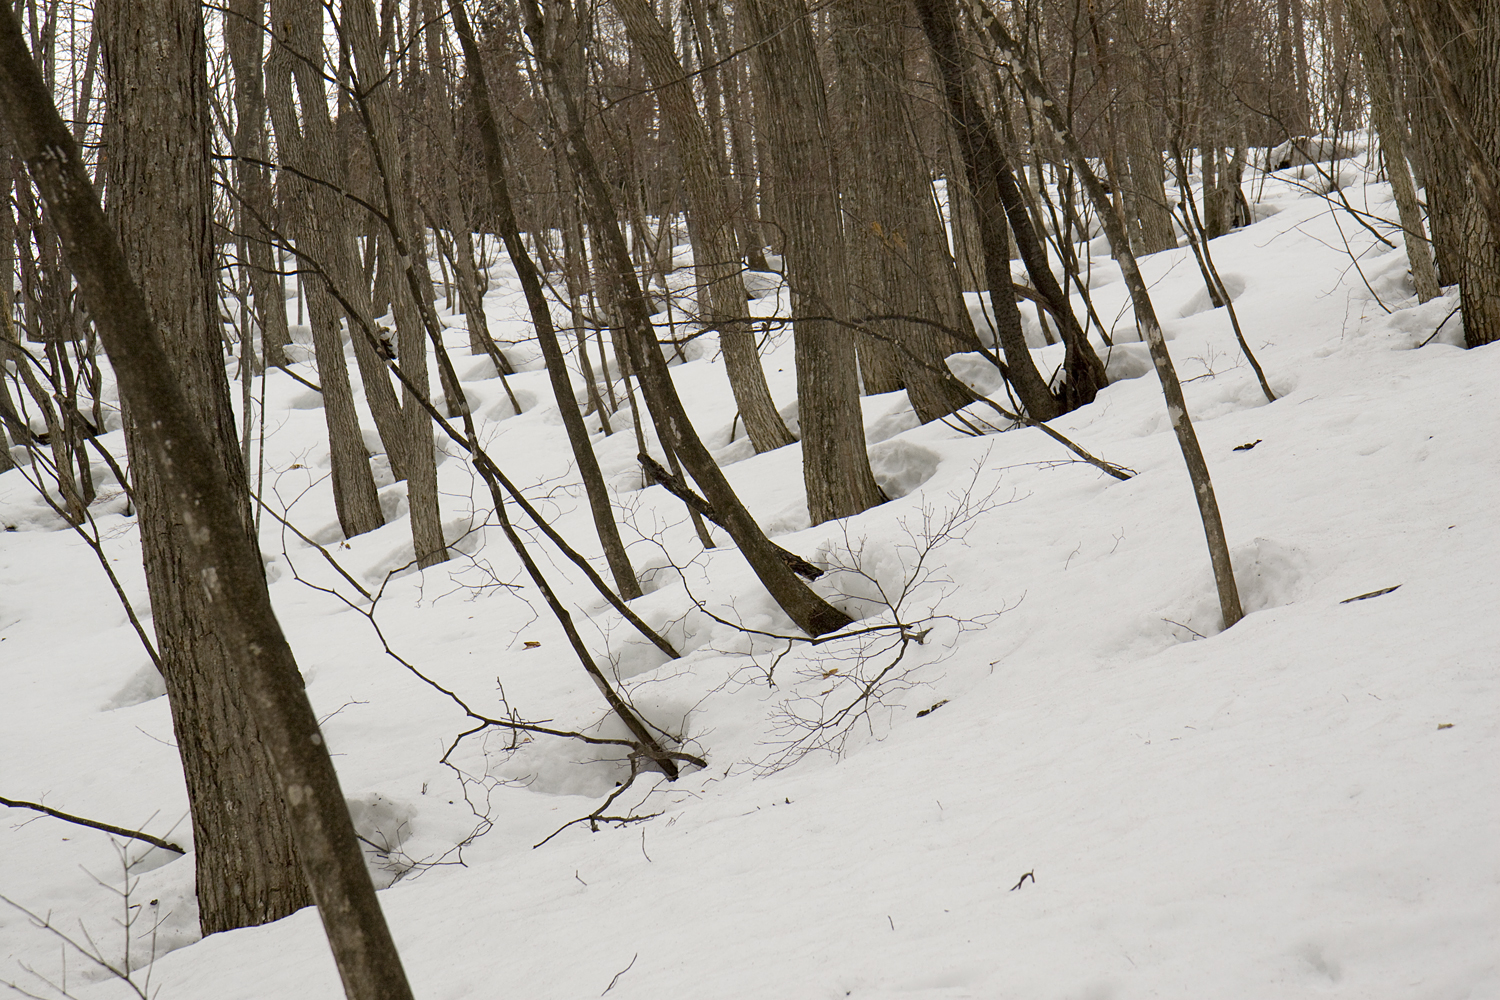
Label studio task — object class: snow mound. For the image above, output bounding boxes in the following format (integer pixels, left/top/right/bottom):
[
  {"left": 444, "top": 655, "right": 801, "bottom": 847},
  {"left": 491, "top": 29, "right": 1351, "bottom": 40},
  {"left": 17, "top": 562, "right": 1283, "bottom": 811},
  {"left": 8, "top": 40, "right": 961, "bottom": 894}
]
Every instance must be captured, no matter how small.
[{"left": 868, "top": 439, "right": 941, "bottom": 499}]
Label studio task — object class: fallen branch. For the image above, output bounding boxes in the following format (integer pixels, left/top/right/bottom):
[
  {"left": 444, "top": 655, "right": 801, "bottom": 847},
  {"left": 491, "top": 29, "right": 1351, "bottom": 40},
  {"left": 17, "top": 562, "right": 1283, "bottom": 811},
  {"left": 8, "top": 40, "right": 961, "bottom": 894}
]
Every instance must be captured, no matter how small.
[{"left": 1, "top": 796, "right": 185, "bottom": 854}]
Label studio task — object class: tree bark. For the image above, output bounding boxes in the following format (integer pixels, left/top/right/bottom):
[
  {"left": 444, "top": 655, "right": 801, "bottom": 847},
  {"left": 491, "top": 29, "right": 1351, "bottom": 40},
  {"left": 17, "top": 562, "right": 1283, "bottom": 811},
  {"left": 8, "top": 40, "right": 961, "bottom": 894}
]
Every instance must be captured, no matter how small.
[
  {"left": 1349, "top": 0, "right": 1440, "bottom": 302},
  {"left": 344, "top": 0, "right": 449, "bottom": 567},
  {"left": 970, "top": 3, "right": 1244, "bottom": 630},
  {"left": 832, "top": 0, "right": 974, "bottom": 423},
  {"left": 1117, "top": 0, "right": 1177, "bottom": 254},
  {"left": 512, "top": 0, "right": 856, "bottom": 636},
  {"left": 225, "top": 0, "right": 291, "bottom": 370},
  {"left": 95, "top": 0, "right": 314, "bottom": 933},
  {"left": 263, "top": 0, "right": 385, "bottom": 539}
]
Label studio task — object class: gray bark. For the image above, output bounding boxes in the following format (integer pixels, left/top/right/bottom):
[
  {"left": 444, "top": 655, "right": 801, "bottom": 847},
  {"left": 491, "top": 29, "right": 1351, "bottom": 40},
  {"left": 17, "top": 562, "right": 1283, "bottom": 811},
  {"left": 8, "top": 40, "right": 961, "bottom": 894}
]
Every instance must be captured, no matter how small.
[
  {"left": 832, "top": 0, "right": 974, "bottom": 423},
  {"left": 1350, "top": 0, "right": 1440, "bottom": 302},
  {"left": 263, "top": 0, "right": 385, "bottom": 539},
  {"left": 971, "top": 3, "right": 1245, "bottom": 629},
  {"left": 516, "top": 0, "right": 856, "bottom": 635}
]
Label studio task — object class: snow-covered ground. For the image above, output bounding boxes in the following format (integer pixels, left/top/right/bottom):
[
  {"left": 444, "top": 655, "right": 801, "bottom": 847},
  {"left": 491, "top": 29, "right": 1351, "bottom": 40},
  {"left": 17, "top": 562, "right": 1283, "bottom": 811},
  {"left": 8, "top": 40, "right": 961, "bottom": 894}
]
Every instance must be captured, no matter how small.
[{"left": 2, "top": 159, "right": 1496, "bottom": 999}]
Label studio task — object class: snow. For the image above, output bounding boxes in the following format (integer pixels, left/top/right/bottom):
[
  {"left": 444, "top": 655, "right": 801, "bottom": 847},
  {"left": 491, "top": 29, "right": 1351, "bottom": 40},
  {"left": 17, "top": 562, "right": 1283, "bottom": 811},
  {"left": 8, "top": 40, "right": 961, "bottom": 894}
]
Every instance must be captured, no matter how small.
[{"left": 2, "top": 158, "right": 1497, "bottom": 1000}]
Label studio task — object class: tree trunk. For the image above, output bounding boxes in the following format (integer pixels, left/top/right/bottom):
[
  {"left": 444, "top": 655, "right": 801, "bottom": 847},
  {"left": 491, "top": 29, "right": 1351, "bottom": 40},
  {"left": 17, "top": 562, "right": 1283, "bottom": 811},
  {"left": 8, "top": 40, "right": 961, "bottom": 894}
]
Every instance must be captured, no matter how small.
[
  {"left": 225, "top": 0, "right": 290, "bottom": 370},
  {"left": 264, "top": 0, "right": 385, "bottom": 539},
  {"left": 0, "top": 18, "right": 418, "bottom": 995},
  {"left": 832, "top": 0, "right": 974, "bottom": 423},
  {"left": 512, "top": 0, "right": 856, "bottom": 635},
  {"left": 612, "top": 0, "right": 796, "bottom": 452},
  {"left": 970, "top": 4, "right": 1245, "bottom": 630},
  {"left": 95, "top": 0, "right": 313, "bottom": 933},
  {"left": 741, "top": 0, "right": 886, "bottom": 523},
  {"left": 1350, "top": 0, "right": 1440, "bottom": 302},
  {"left": 1117, "top": 0, "right": 1177, "bottom": 254},
  {"left": 344, "top": 0, "right": 449, "bottom": 567},
  {"left": 1453, "top": 0, "right": 1499, "bottom": 345},
  {"left": 912, "top": 0, "right": 1060, "bottom": 421}
]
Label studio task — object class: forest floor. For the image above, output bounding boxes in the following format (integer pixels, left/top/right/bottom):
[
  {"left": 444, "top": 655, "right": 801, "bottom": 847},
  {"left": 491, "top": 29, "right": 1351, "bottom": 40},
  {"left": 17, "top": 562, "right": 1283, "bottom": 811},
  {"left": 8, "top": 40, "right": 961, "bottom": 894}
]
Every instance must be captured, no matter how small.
[{"left": 2, "top": 157, "right": 1497, "bottom": 999}]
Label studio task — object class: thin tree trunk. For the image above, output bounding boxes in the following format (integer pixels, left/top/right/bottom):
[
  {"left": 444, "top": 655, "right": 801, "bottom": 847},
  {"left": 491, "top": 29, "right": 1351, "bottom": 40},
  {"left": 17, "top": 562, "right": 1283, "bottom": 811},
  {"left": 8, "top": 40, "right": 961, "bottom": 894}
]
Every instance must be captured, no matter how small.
[
  {"left": 1350, "top": 0, "right": 1440, "bottom": 302},
  {"left": 971, "top": 4, "right": 1245, "bottom": 629},
  {"left": 264, "top": 0, "right": 384, "bottom": 539},
  {"left": 345, "top": 0, "right": 449, "bottom": 567},
  {"left": 226, "top": 0, "right": 290, "bottom": 370}
]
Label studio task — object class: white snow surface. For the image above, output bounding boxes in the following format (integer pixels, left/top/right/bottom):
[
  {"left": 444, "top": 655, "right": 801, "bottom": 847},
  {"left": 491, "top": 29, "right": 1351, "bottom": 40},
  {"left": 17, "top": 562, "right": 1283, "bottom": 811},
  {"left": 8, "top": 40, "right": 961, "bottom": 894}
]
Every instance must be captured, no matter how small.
[{"left": 2, "top": 163, "right": 1497, "bottom": 999}]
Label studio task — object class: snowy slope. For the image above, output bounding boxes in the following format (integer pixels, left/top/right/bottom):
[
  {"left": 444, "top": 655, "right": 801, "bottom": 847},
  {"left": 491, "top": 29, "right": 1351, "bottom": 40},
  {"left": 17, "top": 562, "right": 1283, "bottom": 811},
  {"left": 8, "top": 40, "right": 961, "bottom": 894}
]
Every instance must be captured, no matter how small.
[{"left": 1, "top": 162, "right": 1497, "bottom": 1000}]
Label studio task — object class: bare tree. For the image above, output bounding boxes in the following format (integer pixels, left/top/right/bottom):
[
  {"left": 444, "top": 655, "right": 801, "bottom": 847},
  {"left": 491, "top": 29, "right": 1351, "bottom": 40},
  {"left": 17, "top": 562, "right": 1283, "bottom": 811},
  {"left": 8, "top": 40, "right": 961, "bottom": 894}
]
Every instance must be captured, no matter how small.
[
  {"left": 514, "top": 0, "right": 857, "bottom": 636},
  {"left": 970, "top": 1, "right": 1245, "bottom": 630},
  {"left": 0, "top": 12, "right": 417, "bottom": 997},
  {"left": 831, "top": 0, "right": 975, "bottom": 423},
  {"left": 611, "top": 0, "right": 796, "bottom": 452}
]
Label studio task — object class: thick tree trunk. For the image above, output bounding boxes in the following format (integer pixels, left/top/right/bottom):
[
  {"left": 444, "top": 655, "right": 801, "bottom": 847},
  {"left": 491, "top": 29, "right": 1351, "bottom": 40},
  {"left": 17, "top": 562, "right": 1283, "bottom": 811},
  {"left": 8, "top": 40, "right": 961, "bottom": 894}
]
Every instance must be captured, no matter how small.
[
  {"left": 95, "top": 0, "right": 313, "bottom": 933},
  {"left": 832, "top": 0, "right": 973, "bottom": 422},
  {"left": 1404, "top": 0, "right": 1500, "bottom": 344},
  {"left": 741, "top": 0, "right": 886, "bottom": 523},
  {"left": 1454, "top": 0, "right": 1499, "bottom": 345},
  {"left": 0, "top": 18, "right": 418, "bottom": 995},
  {"left": 612, "top": 0, "right": 795, "bottom": 453}
]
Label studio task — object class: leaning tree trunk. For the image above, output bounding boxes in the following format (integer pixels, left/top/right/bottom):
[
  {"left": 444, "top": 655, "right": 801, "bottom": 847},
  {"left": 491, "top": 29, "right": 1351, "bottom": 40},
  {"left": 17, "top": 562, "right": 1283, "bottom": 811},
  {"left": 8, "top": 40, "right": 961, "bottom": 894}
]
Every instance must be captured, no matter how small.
[
  {"left": 512, "top": 0, "right": 856, "bottom": 636},
  {"left": 970, "top": 1, "right": 1245, "bottom": 629},
  {"left": 95, "top": 0, "right": 313, "bottom": 932},
  {"left": 740, "top": 0, "right": 886, "bottom": 523},
  {"left": 611, "top": 0, "right": 796, "bottom": 453},
  {"left": 912, "top": 0, "right": 1061, "bottom": 421},
  {"left": 445, "top": 1, "right": 646, "bottom": 601}
]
